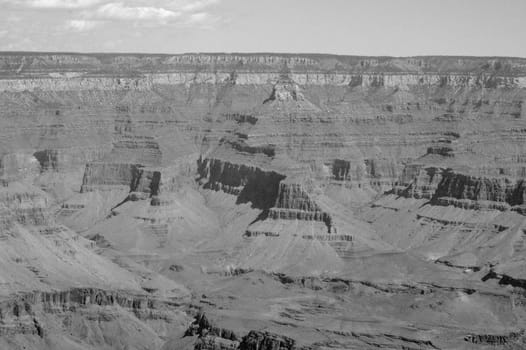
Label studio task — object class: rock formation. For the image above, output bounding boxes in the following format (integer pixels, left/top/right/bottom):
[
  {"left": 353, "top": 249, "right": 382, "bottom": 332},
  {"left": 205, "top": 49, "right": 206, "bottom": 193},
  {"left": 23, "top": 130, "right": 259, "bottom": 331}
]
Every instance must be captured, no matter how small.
[
  {"left": 238, "top": 331, "right": 296, "bottom": 350},
  {"left": 1, "top": 52, "right": 526, "bottom": 349}
]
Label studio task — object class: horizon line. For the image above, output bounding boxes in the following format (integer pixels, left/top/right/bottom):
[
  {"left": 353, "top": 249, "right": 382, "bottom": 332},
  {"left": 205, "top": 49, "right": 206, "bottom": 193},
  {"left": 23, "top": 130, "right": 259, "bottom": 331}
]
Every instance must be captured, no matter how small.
[{"left": 0, "top": 50, "right": 525, "bottom": 60}]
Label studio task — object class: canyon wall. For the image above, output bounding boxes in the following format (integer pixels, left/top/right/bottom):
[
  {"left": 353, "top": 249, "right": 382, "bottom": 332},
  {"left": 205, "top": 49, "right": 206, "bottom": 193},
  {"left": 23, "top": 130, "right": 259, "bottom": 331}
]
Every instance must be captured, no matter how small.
[
  {"left": 2, "top": 52, "right": 525, "bottom": 243},
  {"left": 2, "top": 52, "right": 526, "bottom": 349}
]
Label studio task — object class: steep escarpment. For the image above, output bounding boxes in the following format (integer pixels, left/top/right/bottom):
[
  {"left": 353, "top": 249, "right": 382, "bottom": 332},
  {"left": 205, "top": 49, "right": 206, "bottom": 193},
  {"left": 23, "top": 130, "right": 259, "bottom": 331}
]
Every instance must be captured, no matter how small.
[
  {"left": 0, "top": 287, "right": 176, "bottom": 331},
  {"left": 395, "top": 166, "right": 526, "bottom": 211},
  {"left": 238, "top": 331, "right": 296, "bottom": 350},
  {"left": 81, "top": 162, "right": 161, "bottom": 195},
  {"left": 184, "top": 313, "right": 308, "bottom": 350},
  {"left": 184, "top": 313, "right": 309, "bottom": 350},
  {"left": 197, "top": 157, "right": 285, "bottom": 210},
  {"left": 3, "top": 53, "right": 526, "bottom": 74},
  {"left": 394, "top": 165, "right": 444, "bottom": 199},
  {"left": 0, "top": 287, "right": 189, "bottom": 350},
  {"left": 269, "top": 182, "right": 333, "bottom": 230},
  {"left": 465, "top": 331, "right": 525, "bottom": 346},
  {"left": 0, "top": 184, "right": 50, "bottom": 226},
  {"left": 1, "top": 53, "right": 525, "bottom": 198},
  {"left": 434, "top": 170, "right": 526, "bottom": 208}
]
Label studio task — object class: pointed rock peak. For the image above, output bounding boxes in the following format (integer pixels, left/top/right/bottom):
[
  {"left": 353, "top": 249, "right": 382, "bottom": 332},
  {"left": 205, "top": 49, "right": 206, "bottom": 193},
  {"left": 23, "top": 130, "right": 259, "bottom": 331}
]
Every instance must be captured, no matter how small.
[
  {"left": 260, "top": 72, "right": 321, "bottom": 112},
  {"left": 265, "top": 76, "right": 305, "bottom": 103}
]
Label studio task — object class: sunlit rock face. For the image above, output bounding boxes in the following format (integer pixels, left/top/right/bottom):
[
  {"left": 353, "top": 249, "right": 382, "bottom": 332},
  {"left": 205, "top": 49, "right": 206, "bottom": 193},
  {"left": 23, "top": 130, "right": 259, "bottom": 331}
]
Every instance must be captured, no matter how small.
[{"left": 1, "top": 52, "right": 526, "bottom": 349}]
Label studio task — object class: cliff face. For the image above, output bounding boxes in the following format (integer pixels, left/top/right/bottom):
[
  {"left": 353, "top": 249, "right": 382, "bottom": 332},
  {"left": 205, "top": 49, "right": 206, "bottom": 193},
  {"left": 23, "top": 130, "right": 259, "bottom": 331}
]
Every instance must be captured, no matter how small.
[
  {"left": 238, "top": 331, "right": 296, "bottom": 350},
  {"left": 2, "top": 52, "right": 525, "bottom": 247},
  {"left": 434, "top": 170, "right": 526, "bottom": 206},
  {"left": 268, "top": 182, "right": 333, "bottom": 231},
  {"left": 2, "top": 52, "right": 526, "bottom": 74},
  {"left": 1, "top": 53, "right": 525, "bottom": 190},
  {"left": 2, "top": 72, "right": 525, "bottom": 92},
  {"left": 197, "top": 157, "right": 285, "bottom": 210},
  {"left": 0, "top": 287, "right": 189, "bottom": 350},
  {"left": 395, "top": 166, "right": 526, "bottom": 211},
  {"left": 81, "top": 162, "right": 161, "bottom": 195}
]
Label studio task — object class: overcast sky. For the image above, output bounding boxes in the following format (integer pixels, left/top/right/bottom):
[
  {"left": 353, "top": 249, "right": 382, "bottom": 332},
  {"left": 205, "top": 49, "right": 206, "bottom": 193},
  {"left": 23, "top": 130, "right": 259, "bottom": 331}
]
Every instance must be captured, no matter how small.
[{"left": 0, "top": 0, "right": 525, "bottom": 57}]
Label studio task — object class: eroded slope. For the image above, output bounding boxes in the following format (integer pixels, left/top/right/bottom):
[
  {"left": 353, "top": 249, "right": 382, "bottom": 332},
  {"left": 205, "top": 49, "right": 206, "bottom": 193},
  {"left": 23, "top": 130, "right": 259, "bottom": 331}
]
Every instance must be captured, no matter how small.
[{"left": 1, "top": 52, "right": 526, "bottom": 349}]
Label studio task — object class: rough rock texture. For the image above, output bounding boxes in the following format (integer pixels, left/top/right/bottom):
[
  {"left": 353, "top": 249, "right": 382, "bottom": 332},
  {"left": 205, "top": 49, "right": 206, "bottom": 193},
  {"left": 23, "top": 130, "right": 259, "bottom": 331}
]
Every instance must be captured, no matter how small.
[
  {"left": 198, "top": 157, "right": 285, "bottom": 209},
  {"left": 464, "top": 331, "right": 525, "bottom": 346},
  {"left": 0, "top": 287, "right": 189, "bottom": 350},
  {"left": 2, "top": 52, "right": 526, "bottom": 349},
  {"left": 265, "top": 182, "right": 334, "bottom": 233},
  {"left": 434, "top": 170, "right": 526, "bottom": 206},
  {"left": 185, "top": 313, "right": 239, "bottom": 341},
  {"left": 81, "top": 162, "right": 161, "bottom": 195},
  {"left": 239, "top": 331, "right": 296, "bottom": 350}
]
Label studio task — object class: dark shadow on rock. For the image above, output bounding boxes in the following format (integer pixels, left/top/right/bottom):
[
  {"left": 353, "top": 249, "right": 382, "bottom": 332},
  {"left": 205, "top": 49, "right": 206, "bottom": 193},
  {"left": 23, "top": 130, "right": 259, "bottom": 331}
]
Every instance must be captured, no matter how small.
[{"left": 236, "top": 170, "right": 285, "bottom": 210}]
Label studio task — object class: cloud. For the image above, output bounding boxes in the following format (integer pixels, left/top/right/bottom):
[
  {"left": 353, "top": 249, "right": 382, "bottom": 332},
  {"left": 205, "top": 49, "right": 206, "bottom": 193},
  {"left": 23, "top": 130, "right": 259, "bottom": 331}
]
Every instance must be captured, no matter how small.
[
  {"left": 2, "top": 0, "right": 225, "bottom": 42},
  {"left": 65, "top": 19, "right": 100, "bottom": 31},
  {"left": 94, "top": 2, "right": 180, "bottom": 21},
  {"left": 2, "top": 0, "right": 104, "bottom": 8},
  {"left": 188, "top": 12, "right": 209, "bottom": 23},
  {"left": 181, "top": 0, "right": 219, "bottom": 12},
  {"left": 72, "top": 1, "right": 224, "bottom": 26}
]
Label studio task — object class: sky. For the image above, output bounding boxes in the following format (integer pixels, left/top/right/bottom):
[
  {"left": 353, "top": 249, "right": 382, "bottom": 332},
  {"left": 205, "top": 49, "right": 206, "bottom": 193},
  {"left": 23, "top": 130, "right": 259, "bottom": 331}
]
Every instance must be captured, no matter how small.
[{"left": 0, "top": 0, "right": 525, "bottom": 57}]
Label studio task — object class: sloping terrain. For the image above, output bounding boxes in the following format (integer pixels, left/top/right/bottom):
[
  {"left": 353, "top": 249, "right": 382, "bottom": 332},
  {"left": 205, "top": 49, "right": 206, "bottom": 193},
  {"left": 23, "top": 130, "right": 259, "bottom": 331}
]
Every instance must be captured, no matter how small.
[{"left": 0, "top": 52, "right": 526, "bottom": 349}]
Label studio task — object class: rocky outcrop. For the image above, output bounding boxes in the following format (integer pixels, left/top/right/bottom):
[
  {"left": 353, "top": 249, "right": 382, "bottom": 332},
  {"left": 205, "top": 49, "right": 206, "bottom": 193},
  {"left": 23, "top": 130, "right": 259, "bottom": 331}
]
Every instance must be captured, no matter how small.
[
  {"left": 244, "top": 230, "right": 279, "bottom": 237},
  {"left": 130, "top": 167, "right": 161, "bottom": 196},
  {"left": 197, "top": 157, "right": 285, "bottom": 209},
  {"left": 433, "top": 197, "right": 513, "bottom": 211},
  {"left": 110, "top": 136, "right": 163, "bottom": 167},
  {"left": 464, "top": 331, "right": 525, "bottom": 346},
  {"left": 239, "top": 331, "right": 296, "bottom": 350},
  {"left": 0, "top": 187, "right": 49, "bottom": 226},
  {"left": 33, "top": 150, "right": 60, "bottom": 171},
  {"left": 185, "top": 313, "right": 240, "bottom": 350},
  {"left": 483, "top": 270, "right": 526, "bottom": 290},
  {"left": 302, "top": 234, "right": 352, "bottom": 241},
  {"left": 81, "top": 163, "right": 137, "bottom": 192},
  {"left": 434, "top": 170, "right": 526, "bottom": 206},
  {"left": 244, "top": 179, "right": 337, "bottom": 237},
  {"left": 329, "top": 158, "right": 401, "bottom": 191},
  {"left": 0, "top": 288, "right": 179, "bottom": 338},
  {"left": 265, "top": 76, "right": 306, "bottom": 103},
  {"left": 3, "top": 53, "right": 526, "bottom": 73},
  {"left": 227, "top": 139, "right": 276, "bottom": 158},
  {"left": 268, "top": 182, "right": 333, "bottom": 231},
  {"left": 80, "top": 162, "right": 161, "bottom": 195},
  {"left": 1, "top": 72, "right": 525, "bottom": 93},
  {"left": 395, "top": 166, "right": 526, "bottom": 211},
  {"left": 185, "top": 313, "right": 239, "bottom": 341},
  {"left": 395, "top": 166, "right": 444, "bottom": 199},
  {"left": 274, "top": 182, "right": 322, "bottom": 212},
  {"left": 331, "top": 159, "right": 351, "bottom": 181},
  {"left": 195, "top": 337, "right": 239, "bottom": 350},
  {"left": 9, "top": 288, "right": 159, "bottom": 313},
  {"left": 189, "top": 326, "right": 300, "bottom": 350},
  {"left": 426, "top": 145, "right": 454, "bottom": 157},
  {"left": 222, "top": 113, "right": 258, "bottom": 125}
]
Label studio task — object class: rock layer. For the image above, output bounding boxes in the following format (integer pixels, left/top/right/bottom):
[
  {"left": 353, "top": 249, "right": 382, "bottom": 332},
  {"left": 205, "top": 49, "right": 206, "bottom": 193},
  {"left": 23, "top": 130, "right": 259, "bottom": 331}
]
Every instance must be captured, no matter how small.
[{"left": 2, "top": 52, "right": 526, "bottom": 349}]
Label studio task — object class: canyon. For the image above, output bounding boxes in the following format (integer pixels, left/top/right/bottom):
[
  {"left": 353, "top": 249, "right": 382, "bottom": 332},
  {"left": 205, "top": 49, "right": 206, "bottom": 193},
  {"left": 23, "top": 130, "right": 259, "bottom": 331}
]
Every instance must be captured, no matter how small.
[{"left": 1, "top": 52, "right": 526, "bottom": 349}]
